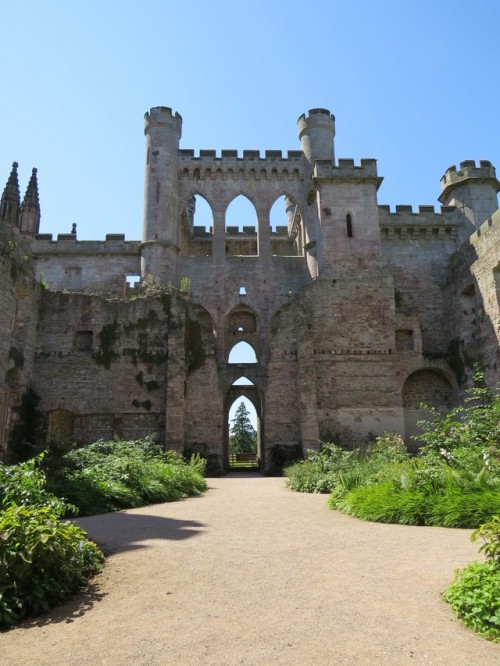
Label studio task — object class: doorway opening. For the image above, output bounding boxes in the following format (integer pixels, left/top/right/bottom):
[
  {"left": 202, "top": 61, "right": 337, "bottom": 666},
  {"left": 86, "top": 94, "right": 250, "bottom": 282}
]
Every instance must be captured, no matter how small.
[{"left": 226, "top": 377, "right": 261, "bottom": 470}]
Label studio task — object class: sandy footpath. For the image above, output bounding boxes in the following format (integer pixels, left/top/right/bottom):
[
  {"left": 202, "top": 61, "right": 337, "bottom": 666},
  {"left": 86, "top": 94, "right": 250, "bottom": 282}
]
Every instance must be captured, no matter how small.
[{"left": 1, "top": 474, "right": 499, "bottom": 665}]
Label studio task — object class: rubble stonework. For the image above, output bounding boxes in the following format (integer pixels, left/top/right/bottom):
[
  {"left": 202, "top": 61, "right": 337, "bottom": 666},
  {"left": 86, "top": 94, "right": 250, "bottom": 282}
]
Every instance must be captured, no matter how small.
[{"left": 1, "top": 108, "right": 499, "bottom": 471}]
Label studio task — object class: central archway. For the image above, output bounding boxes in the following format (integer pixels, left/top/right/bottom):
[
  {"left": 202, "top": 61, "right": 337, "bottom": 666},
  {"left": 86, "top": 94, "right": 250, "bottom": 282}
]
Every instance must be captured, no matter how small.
[{"left": 225, "top": 377, "right": 262, "bottom": 470}]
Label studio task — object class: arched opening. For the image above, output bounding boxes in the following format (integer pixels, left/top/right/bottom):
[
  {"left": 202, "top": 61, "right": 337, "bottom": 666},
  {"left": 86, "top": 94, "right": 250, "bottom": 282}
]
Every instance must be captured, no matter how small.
[
  {"left": 225, "top": 195, "right": 258, "bottom": 256},
  {"left": 270, "top": 195, "right": 303, "bottom": 256},
  {"left": 228, "top": 341, "right": 258, "bottom": 364},
  {"left": 180, "top": 194, "right": 213, "bottom": 256},
  {"left": 226, "top": 377, "right": 262, "bottom": 470},
  {"left": 402, "top": 369, "right": 454, "bottom": 451}
]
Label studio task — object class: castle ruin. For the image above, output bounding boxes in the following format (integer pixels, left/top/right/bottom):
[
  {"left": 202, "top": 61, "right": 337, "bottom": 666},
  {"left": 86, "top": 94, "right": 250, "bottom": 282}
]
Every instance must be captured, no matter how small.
[{"left": 1, "top": 107, "right": 499, "bottom": 471}]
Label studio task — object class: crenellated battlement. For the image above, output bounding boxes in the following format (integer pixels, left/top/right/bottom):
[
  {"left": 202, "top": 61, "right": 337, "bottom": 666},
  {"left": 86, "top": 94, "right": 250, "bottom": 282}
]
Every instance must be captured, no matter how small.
[
  {"left": 314, "top": 158, "right": 382, "bottom": 187},
  {"left": 178, "top": 149, "right": 304, "bottom": 181},
  {"left": 379, "top": 204, "right": 460, "bottom": 241},
  {"left": 439, "top": 160, "right": 499, "bottom": 199},
  {"left": 31, "top": 234, "right": 140, "bottom": 256},
  {"left": 144, "top": 106, "right": 182, "bottom": 136},
  {"left": 467, "top": 208, "right": 500, "bottom": 245}
]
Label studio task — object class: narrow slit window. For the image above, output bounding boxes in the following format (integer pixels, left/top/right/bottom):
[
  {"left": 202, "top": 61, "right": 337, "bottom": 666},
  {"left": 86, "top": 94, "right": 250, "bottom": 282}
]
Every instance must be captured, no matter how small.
[
  {"left": 239, "top": 286, "right": 247, "bottom": 296},
  {"left": 346, "top": 213, "right": 353, "bottom": 238}
]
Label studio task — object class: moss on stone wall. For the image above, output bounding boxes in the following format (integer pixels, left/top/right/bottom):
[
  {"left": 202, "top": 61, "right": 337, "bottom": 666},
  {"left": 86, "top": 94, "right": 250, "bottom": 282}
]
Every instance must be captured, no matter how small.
[
  {"left": 93, "top": 321, "right": 120, "bottom": 369},
  {"left": 185, "top": 313, "right": 205, "bottom": 374},
  {"left": 9, "top": 346, "right": 25, "bottom": 369}
]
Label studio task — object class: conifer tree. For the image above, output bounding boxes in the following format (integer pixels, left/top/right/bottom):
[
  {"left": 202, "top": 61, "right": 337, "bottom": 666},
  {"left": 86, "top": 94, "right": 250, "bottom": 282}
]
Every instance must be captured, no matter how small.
[{"left": 229, "top": 402, "right": 256, "bottom": 453}]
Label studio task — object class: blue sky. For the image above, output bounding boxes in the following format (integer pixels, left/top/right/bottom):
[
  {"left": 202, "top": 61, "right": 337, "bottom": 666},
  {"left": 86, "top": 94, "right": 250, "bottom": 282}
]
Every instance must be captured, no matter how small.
[
  {"left": 2, "top": 1, "right": 500, "bottom": 242},
  {"left": 2, "top": 1, "right": 499, "bottom": 430}
]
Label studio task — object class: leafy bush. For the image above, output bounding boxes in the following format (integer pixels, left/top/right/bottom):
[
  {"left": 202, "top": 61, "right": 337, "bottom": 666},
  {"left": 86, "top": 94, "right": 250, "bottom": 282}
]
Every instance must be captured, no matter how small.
[
  {"left": 0, "top": 505, "right": 103, "bottom": 627},
  {"left": 321, "top": 377, "right": 500, "bottom": 528},
  {"left": 0, "top": 455, "right": 75, "bottom": 516},
  {"left": 472, "top": 516, "right": 500, "bottom": 566},
  {"left": 0, "top": 457, "right": 103, "bottom": 628},
  {"left": 45, "top": 436, "right": 207, "bottom": 516},
  {"left": 285, "top": 434, "right": 408, "bottom": 494},
  {"left": 443, "top": 517, "right": 500, "bottom": 642}
]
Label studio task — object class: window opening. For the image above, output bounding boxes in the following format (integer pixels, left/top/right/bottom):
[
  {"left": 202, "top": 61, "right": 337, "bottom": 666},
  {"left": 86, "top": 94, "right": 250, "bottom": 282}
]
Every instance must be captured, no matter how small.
[
  {"left": 239, "top": 286, "right": 247, "bottom": 296},
  {"left": 270, "top": 195, "right": 302, "bottom": 256},
  {"left": 346, "top": 213, "right": 353, "bottom": 238},
  {"left": 233, "top": 376, "right": 253, "bottom": 386},
  {"left": 181, "top": 195, "right": 213, "bottom": 256},
  {"left": 228, "top": 341, "right": 257, "bottom": 364},
  {"left": 225, "top": 195, "right": 258, "bottom": 256}
]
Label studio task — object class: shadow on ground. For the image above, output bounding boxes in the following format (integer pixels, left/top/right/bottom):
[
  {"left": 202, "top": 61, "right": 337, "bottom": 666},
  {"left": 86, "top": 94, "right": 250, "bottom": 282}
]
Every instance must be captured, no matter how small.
[
  {"left": 0, "top": 581, "right": 107, "bottom": 632},
  {"left": 75, "top": 511, "right": 206, "bottom": 553}
]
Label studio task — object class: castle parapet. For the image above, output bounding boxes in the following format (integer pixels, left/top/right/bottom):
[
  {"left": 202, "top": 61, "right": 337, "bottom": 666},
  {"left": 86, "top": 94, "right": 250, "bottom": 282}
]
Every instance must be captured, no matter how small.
[
  {"left": 178, "top": 149, "right": 305, "bottom": 181},
  {"left": 31, "top": 235, "right": 140, "bottom": 256},
  {"left": 144, "top": 106, "right": 182, "bottom": 136},
  {"left": 379, "top": 204, "right": 459, "bottom": 241},
  {"left": 439, "top": 160, "right": 499, "bottom": 201},
  {"left": 314, "top": 158, "right": 382, "bottom": 188}
]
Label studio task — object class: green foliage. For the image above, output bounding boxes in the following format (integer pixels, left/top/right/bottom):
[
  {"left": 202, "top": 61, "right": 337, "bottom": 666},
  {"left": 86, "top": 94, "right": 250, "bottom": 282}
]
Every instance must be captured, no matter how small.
[
  {"left": 285, "top": 442, "right": 356, "bottom": 493},
  {"left": 287, "top": 378, "right": 500, "bottom": 529},
  {"left": 229, "top": 402, "right": 256, "bottom": 454},
  {"left": 286, "top": 434, "right": 408, "bottom": 495},
  {"left": 0, "top": 457, "right": 102, "bottom": 627},
  {"left": 0, "top": 505, "right": 103, "bottom": 627},
  {"left": 0, "top": 455, "right": 74, "bottom": 516},
  {"left": 416, "top": 371, "right": 500, "bottom": 462},
  {"left": 472, "top": 516, "right": 500, "bottom": 565},
  {"left": 443, "top": 561, "right": 500, "bottom": 642},
  {"left": 45, "top": 436, "right": 207, "bottom": 516}
]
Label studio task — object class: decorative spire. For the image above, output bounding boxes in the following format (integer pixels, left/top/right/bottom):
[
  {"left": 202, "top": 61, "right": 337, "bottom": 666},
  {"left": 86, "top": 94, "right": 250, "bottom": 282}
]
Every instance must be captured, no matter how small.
[
  {"left": 1, "top": 161, "right": 21, "bottom": 224},
  {"left": 19, "top": 168, "right": 41, "bottom": 235}
]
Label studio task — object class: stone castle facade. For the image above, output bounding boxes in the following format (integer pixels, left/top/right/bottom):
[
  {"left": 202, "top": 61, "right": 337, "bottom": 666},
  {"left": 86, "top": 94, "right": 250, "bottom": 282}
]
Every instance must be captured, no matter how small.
[{"left": 1, "top": 107, "right": 499, "bottom": 471}]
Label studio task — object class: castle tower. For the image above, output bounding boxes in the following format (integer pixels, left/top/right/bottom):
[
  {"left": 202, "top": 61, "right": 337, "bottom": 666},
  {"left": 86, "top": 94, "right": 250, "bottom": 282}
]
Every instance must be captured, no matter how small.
[
  {"left": 297, "top": 108, "right": 336, "bottom": 165},
  {"left": 0, "top": 162, "right": 20, "bottom": 225},
  {"left": 19, "top": 168, "right": 40, "bottom": 235},
  {"left": 439, "top": 160, "right": 500, "bottom": 239},
  {"left": 141, "top": 106, "right": 182, "bottom": 282}
]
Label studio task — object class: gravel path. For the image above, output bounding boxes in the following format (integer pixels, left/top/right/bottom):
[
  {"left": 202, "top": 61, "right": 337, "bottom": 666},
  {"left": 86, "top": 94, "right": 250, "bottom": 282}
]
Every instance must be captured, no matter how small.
[{"left": 2, "top": 474, "right": 499, "bottom": 665}]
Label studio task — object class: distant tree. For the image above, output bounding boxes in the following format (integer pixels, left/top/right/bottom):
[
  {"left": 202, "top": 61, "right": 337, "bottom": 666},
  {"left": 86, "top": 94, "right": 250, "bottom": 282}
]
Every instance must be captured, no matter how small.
[{"left": 230, "top": 402, "right": 256, "bottom": 454}]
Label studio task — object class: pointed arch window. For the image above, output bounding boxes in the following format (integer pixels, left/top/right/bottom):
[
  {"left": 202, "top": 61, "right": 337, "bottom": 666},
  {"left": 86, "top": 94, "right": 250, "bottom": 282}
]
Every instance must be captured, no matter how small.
[
  {"left": 269, "top": 194, "right": 302, "bottom": 256},
  {"left": 225, "top": 195, "right": 258, "bottom": 256},
  {"left": 228, "top": 341, "right": 258, "bottom": 364}
]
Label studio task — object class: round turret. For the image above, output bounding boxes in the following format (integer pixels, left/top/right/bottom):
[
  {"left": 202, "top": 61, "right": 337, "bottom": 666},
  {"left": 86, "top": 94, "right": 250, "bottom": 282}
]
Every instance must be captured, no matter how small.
[
  {"left": 297, "top": 108, "right": 336, "bottom": 164},
  {"left": 144, "top": 106, "right": 182, "bottom": 138},
  {"left": 439, "top": 160, "right": 500, "bottom": 233},
  {"left": 141, "top": 106, "right": 183, "bottom": 282}
]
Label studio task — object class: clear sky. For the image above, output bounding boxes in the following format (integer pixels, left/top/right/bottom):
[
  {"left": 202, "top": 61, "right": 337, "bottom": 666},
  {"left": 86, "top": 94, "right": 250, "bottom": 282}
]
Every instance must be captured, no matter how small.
[{"left": 2, "top": 0, "right": 500, "bottom": 242}]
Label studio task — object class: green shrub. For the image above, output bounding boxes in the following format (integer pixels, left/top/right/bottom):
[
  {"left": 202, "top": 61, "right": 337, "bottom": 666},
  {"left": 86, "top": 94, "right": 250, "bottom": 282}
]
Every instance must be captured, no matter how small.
[
  {"left": 472, "top": 516, "right": 500, "bottom": 565},
  {"left": 0, "top": 506, "right": 103, "bottom": 628},
  {"left": 45, "top": 436, "right": 207, "bottom": 516},
  {"left": 443, "top": 561, "right": 500, "bottom": 642},
  {"left": 0, "top": 455, "right": 75, "bottom": 516},
  {"left": 286, "top": 434, "right": 408, "bottom": 494},
  {"left": 443, "top": 515, "right": 500, "bottom": 642}
]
